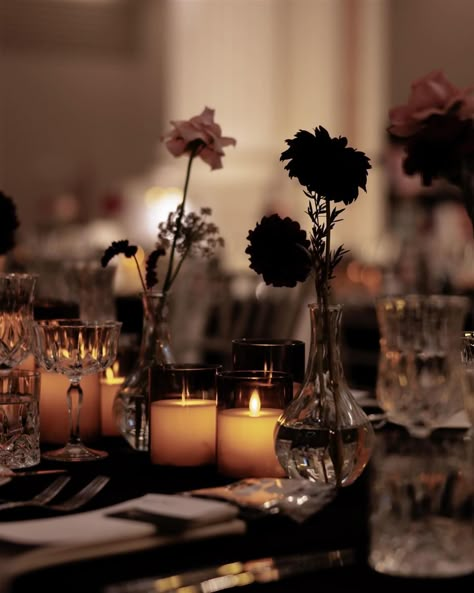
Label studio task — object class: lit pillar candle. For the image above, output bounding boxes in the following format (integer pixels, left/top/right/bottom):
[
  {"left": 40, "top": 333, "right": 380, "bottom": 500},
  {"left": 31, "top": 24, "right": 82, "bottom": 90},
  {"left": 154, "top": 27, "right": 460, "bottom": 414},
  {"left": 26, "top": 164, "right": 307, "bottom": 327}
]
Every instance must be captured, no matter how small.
[
  {"left": 39, "top": 370, "right": 101, "bottom": 444},
  {"left": 18, "top": 354, "right": 36, "bottom": 371},
  {"left": 100, "top": 367, "right": 124, "bottom": 437},
  {"left": 150, "top": 399, "right": 216, "bottom": 466},
  {"left": 217, "top": 390, "right": 285, "bottom": 478}
]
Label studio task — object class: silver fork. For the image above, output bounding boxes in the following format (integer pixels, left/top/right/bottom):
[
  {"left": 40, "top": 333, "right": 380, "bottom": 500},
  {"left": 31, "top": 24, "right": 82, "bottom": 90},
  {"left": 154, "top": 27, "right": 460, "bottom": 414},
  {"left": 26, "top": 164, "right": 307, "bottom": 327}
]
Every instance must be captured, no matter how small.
[
  {"left": 0, "top": 475, "right": 71, "bottom": 511},
  {"left": 40, "top": 475, "right": 110, "bottom": 512}
]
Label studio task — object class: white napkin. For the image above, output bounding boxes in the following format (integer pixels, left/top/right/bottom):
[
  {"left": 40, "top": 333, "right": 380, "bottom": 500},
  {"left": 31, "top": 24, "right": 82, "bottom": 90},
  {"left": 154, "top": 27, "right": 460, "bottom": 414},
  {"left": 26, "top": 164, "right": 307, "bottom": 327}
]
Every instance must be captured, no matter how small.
[{"left": 0, "top": 493, "right": 241, "bottom": 546}]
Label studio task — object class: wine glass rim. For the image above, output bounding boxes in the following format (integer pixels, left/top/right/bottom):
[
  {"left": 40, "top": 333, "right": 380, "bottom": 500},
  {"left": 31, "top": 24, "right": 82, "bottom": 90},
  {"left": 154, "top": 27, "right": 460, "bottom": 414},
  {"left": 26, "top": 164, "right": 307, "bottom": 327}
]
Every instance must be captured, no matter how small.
[
  {"left": 375, "top": 293, "right": 469, "bottom": 305},
  {"left": 34, "top": 319, "right": 122, "bottom": 328},
  {"left": 0, "top": 272, "right": 39, "bottom": 279}
]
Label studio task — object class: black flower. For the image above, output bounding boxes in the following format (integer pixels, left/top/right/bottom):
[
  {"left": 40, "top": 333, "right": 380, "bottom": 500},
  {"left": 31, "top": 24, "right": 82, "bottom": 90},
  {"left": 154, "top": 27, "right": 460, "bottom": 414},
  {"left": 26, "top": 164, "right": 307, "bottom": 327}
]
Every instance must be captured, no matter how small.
[
  {"left": 145, "top": 247, "right": 166, "bottom": 290},
  {"left": 400, "top": 113, "right": 474, "bottom": 186},
  {"left": 101, "top": 240, "right": 138, "bottom": 267},
  {"left": 245, "top": 214, "right": 312, "bottom": 287},
  {"left": 280, "top": 126, "right": 371, "bottom": 204},
  {"left": 0, "top": 191, "right": 20, "bottom": 255}
]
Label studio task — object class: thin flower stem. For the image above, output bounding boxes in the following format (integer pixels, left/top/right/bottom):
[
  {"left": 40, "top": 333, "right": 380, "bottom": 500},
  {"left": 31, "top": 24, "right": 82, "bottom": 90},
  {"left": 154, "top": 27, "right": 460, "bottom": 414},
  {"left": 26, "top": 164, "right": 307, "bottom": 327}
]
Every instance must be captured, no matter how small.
[
  {"left": 132, "top": 254, "right": 151, "bottom": 318},
  {"left": 133, "top": 254, "right": 147, "bottom": 294},
  {"left": 324, "top": 196, "right": 343, "bottom": 488},
  {"left": 162, "top": 146, "right": 198, "bottom": 293},
  {"left": 168, "top": 246, "right": 191, "bottom": 287}
]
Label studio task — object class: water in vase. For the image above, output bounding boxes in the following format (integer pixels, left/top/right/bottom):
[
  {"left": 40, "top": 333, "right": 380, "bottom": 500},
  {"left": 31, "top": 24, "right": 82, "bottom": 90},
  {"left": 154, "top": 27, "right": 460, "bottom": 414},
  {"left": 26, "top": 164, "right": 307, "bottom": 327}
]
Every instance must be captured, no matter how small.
[{"left": 275, "top": 423, "right": 373, "bottom": 486}]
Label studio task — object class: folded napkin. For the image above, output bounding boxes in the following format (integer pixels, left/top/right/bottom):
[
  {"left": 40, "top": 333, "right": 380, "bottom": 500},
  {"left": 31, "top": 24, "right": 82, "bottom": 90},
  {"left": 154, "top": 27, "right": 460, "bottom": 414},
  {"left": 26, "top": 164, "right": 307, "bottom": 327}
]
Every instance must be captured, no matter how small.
[{"left": 0, "top": 493, "right": 242, "bottom": 546}]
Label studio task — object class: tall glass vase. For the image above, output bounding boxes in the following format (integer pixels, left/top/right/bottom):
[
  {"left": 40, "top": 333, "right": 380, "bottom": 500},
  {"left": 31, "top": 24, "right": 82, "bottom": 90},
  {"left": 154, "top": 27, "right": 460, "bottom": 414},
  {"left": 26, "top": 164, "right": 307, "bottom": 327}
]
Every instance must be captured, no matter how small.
[
  {"left": 114, "top": 292, "right": 175, "bottom": 451},
  {"left": 275, "top": 303, "right": 375, "bottom": 487}
]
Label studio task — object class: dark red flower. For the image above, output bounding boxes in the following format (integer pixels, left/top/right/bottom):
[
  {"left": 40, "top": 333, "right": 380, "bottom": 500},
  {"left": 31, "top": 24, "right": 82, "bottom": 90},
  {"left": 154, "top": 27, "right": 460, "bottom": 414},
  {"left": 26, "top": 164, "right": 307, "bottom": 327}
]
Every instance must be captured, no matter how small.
[
  {"left": 400, "top": 112, "right": 474, "bottom": 186},
  {"left": 245, "top": 214, "right": 312, "bottom": 288}
]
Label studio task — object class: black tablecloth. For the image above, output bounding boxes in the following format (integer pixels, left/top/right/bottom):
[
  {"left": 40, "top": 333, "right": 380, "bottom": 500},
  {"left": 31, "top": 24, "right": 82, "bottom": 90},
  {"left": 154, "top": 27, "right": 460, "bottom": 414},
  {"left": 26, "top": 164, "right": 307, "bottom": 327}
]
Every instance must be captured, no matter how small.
[{"left": 0, "top": 436, "right": 472, "bottom": 593}]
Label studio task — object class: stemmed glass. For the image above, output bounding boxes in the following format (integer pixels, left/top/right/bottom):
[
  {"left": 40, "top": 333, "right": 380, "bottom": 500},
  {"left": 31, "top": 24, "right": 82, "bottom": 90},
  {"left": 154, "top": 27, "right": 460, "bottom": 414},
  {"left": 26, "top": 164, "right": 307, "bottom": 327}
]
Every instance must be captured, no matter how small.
[
  {"left": 32, "top": 319, "right": 122, "bottom": 462},
  {"left": 0, "top": 273, "right": 37, "bottom": 374}
]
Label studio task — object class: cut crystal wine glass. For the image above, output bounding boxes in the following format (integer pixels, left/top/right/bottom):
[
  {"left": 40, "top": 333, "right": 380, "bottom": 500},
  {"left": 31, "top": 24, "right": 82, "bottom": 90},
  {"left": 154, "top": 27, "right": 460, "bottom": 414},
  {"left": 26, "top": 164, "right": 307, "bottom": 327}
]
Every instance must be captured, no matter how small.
[
  {"left": 32, "top": 319, "right": 122, "bottom": 462},
  {"left": 0, "top": 273, "right": 37, "bottom": 374}
]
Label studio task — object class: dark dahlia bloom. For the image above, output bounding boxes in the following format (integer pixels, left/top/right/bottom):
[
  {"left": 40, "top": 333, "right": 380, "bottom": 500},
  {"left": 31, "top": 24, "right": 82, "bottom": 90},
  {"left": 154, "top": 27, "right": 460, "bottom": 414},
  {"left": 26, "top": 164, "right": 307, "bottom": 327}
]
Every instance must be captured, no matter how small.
[
  {"left": 280, "top": 126, "right": 371, "bottom": 204},
  {"left": 245, "top": 214, "right": 312, "bottom": 287},
  {"left": 400, "top": 113, "right": 474, "bottom": 186},
  {"left": 0, "top": 191, "right": 20, "bottom": 255}
]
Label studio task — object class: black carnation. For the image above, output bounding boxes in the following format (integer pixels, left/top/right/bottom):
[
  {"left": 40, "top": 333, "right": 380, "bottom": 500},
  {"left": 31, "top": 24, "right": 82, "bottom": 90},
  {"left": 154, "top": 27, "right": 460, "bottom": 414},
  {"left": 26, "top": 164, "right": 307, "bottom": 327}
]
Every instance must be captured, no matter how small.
[
  {"left": 280, "top": 126, "right": 371, "bottom": 204},
  {"left": 0, "top": 191, "right": 20, "bottom": 255},
  {"left": 145, "top": 247, "right": 166, "bottom": 290},
  {"left": 101, "top": 240, "right": 138, "bottom": 267},
  {"left": 245, "top": 214, "right": 312, "bottom": 287}
]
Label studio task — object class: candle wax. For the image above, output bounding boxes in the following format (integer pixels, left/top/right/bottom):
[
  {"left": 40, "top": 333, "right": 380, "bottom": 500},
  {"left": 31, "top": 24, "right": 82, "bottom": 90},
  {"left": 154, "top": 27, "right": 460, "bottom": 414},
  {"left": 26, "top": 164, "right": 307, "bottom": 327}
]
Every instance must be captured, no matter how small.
[
  {"left": 100, "top": 377, "right": 124, "bottom": 436},
  {"left": 150, "top": 399, "right": 216, "bottom": 466},
  {"left": 217, "top": 408, "right": 285, "bottom": 478}
]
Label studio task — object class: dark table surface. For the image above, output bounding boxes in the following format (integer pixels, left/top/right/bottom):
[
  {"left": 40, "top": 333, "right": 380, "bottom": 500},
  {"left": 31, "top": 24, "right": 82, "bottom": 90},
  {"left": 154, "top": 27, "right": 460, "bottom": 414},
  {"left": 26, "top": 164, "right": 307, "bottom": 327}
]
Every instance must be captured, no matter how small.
[{"left": 0, "top": 434, "right": 473, "bottom": 593}]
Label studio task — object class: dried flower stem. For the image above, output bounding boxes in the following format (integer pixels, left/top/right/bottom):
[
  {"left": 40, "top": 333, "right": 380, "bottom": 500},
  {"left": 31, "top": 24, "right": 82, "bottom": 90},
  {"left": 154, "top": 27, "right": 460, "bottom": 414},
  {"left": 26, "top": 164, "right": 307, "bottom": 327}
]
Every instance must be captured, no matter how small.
[{"left": 133, "top": 255, "right": 147, "bottom": 294}]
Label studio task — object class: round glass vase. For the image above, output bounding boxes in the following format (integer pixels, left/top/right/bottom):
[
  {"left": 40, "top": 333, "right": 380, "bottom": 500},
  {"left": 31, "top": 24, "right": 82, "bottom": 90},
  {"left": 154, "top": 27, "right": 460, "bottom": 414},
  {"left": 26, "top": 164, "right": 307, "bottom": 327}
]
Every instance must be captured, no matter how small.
[
  {"left": 274, "top": 303, "right": 375, "bottom": 487},
  {"left": 114, "top": 292, "right": 175, "bottom": 451}
]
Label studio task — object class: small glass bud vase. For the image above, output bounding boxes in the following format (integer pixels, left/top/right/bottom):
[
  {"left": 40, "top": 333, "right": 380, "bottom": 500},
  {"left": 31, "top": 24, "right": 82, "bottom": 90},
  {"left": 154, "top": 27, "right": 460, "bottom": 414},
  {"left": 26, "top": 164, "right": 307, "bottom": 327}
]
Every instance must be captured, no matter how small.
[
  {"left": 274, "top": 303, "right": 375, "bottom": 487},
  {"left": 114, "top": 292, "right": 175, "bottom": 451}
]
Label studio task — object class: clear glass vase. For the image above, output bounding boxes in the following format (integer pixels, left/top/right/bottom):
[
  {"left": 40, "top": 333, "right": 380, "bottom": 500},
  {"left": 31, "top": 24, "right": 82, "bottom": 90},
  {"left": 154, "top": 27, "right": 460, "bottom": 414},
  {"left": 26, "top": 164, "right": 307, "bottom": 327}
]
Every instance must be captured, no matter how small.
[
  {"left": 114, "top": 292, "right": 175, "bottom": 451},
  {"left": 274, "top": 303, "right": 375, "bottom": 487}
]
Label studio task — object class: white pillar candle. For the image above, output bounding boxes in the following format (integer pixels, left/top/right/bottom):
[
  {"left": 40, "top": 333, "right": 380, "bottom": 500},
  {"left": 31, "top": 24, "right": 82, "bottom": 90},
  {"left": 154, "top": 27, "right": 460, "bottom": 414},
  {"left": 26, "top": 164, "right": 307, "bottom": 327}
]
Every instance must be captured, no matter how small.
[
  {"left": 217, "top": 391, "right": 284, "bottom": 478},
  {"left": 18, "top": 354, "right": 36, "bottom": 371},
  {"left": 100, "top": 375, "right": 124, "bottom": 437},
  {"left": 39, "top": 370, "right": 101, "bottom": 445},
  {"left": 150, "top": 399, "right": 216, "bottom": 466}
]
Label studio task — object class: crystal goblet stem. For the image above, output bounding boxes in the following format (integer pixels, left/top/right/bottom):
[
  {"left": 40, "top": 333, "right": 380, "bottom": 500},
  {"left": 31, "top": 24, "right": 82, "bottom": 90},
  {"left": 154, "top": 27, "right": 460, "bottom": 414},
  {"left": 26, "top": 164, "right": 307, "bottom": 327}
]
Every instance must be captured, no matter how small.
[{"left": 41, "top": 376, "right": 108, "bottom": 462}]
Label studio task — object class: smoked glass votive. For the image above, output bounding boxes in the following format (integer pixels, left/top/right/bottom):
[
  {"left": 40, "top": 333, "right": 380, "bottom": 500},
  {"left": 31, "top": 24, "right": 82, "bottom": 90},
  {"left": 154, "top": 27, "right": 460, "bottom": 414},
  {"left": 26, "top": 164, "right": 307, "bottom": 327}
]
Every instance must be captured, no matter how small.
[
  {"left": 232, "top": 338, "right": 305, "bottom": 395},
  {"left": 149, "top": 364, "right": 221, "bottom": 467},
  {"left": 216, "top": 370, "right": 293, "bottom": 479}
]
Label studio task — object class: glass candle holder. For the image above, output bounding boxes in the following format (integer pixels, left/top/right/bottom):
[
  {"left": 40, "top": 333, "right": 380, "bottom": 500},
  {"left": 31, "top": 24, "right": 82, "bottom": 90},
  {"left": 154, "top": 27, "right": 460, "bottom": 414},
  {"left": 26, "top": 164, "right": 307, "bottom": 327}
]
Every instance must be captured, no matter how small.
[
  {"left": 149, "top": 364, "right": 221, "bottom": 467},
  {"left": 216, "top": 370, "right": 293, "bottom": 479},
  {"left": 232, "top": 338, "right": 305, "bottom": 395}
]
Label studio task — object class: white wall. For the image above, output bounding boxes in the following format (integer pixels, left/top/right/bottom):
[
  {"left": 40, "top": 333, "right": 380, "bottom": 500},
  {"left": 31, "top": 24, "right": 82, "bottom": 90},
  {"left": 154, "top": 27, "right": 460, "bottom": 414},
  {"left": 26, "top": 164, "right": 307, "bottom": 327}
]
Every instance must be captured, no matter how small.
[{"left": 2, "top": 0, "right": 472, "bottom": 273}]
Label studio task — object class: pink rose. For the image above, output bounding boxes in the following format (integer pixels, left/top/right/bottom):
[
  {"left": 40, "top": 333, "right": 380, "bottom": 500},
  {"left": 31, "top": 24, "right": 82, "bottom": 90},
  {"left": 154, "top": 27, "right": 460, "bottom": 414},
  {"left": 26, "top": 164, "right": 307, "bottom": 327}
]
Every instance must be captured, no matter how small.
[
  {"left": 388, "top": 70, "right": 474, "bottom": 137},
  {"left": 162, "top": 107, "right": 236, "bottom": 170}
]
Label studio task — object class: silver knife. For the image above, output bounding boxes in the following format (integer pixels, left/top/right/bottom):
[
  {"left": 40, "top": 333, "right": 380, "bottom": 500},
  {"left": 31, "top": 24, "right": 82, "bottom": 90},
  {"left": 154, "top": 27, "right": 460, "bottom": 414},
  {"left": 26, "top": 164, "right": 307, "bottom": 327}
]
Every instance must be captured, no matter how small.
[
  {"left": 0, "top": 469, "right": 68, "bottom": 478},
  {"left": 105, "top": 548, "right": 355, "bottom": 593}
]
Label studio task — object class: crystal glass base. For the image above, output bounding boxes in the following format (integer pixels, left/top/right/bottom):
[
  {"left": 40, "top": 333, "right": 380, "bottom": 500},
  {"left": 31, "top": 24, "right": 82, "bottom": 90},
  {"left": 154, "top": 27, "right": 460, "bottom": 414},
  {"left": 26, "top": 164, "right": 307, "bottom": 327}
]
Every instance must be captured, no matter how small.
[{"left": 42, "top": 442, "right": 108, "bottom": 462}]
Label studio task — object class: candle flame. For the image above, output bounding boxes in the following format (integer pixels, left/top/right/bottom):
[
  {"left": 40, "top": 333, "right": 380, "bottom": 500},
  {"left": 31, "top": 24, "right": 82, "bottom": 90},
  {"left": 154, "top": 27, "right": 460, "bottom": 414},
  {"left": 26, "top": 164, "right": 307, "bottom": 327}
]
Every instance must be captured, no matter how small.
[
  {"left": 105, "top": 361, "right": 120, "bottom": 381},
  {"left": 249, "top": 390, "right": 261, "bottom": 417},
  {"left": 263, "top": 361, "right": 273, "bottom": 382},
  {"left": 181, "top": 379, "right": 190, "bottom": 403}
]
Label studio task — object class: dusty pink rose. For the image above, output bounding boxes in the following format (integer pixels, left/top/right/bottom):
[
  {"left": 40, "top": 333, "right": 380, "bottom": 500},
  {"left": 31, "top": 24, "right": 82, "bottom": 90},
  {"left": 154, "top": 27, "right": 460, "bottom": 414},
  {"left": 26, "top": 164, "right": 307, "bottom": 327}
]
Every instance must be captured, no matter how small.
[
  {"left": 162, "top": 107, "right": 236, "bottom": 170},
  {"left": 388, "top": 70, "right": 474, "bottom": 137}
]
